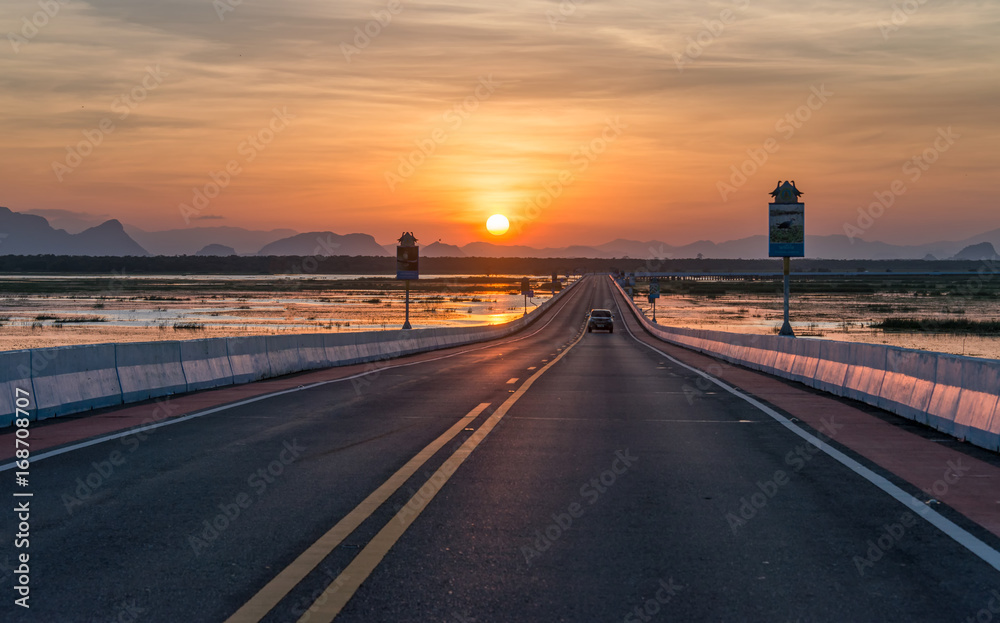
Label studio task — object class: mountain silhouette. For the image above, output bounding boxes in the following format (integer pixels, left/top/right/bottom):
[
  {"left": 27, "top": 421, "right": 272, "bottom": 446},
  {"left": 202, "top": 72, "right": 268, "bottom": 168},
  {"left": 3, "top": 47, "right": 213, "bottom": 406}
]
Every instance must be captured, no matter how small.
[
  {"left": 952, "top": 242, "right": 998, "bottom": 261},
  {"left": 0, "top": 207, "right": 147, "bottom": 256},
  {"left": 195, "top": 244, "right": 237, "bottom": 256},
  {"left": 257, "top": 232, "right": 389, "bottom": 257},
  {"left": 126, "top": 225, "right": 296, "bottom": 256}
]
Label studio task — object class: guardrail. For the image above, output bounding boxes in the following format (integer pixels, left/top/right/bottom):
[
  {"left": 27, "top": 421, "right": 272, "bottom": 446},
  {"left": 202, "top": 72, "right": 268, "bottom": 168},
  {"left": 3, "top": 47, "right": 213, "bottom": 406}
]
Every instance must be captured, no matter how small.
[
  {"left": 611, "top": 276, "right": 1000, "bottom": 453},
  {"left": 0, "top": 279, "right": 580, "bottom": 426}
]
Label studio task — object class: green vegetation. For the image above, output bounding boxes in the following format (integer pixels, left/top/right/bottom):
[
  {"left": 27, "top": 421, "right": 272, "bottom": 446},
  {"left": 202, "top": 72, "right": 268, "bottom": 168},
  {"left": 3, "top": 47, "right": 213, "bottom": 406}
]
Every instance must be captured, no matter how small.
[
  {"left": 34, "top": 314, "right": 107, "bottom": 323},
  {"left": 873, "top": 317, "right": 1000, "bottom": 334},
  {"left": 172, "top": 322, "right": 205, "bottom": 330}
]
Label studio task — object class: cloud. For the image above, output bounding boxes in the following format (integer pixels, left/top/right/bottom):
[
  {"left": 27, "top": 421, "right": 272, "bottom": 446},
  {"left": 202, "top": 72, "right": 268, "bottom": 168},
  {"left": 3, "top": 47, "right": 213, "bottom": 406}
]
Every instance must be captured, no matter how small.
[{"left": 0, "top": 0, "right": 997, "bottom": 244}]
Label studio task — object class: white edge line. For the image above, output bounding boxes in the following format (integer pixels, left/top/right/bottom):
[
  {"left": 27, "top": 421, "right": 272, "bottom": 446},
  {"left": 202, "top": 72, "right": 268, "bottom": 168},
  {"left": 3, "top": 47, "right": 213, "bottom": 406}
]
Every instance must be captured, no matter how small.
[
  {"left": 0, "top": 279, "right": 587, "bottom": 473},
  {"left": 610, "top": 279, "right": 1000, "bottom": 573}
]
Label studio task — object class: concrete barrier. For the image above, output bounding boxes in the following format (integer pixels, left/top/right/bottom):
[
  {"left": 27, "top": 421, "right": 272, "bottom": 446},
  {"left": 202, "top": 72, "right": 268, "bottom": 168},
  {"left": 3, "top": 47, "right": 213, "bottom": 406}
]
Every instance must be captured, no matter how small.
[
  {"left": 841, "top": 343, "right": 887, "bottom": 404},
  {"left": 610, "top": 276, "right": 1000, "bottom": 453},
  {"left": 813, "top": 341, "right": 850, "bottom": 395},
  {"left": 266, "top": 335, "right": 304, "bottom": 377},
  {"left": 297, "top": 334, "right": 329, "bottom": 370},
  {"left": 878, "top": 349, "right": 938, "bottom": 425},
  {"left": 32, "top": 344, "right": 122, "bottom": 420},
  {"left": 987, "top": 402, "right": 1000, "bottom": 453},
  {"left": 181, "top": 339, "right": 235, "bottom": 392},
  {"left": 952, "top": 359, "right": 1000, "bottom": 449},
  {"left": 227, "top": 336, "right": 271, "bottom": 384},
  {"left": 1, "top": 276, "right": 582, "bottom": 425},
  {"left": 117, "top": 341, "right": 188, "bottom": 403},
  {"left": 925, "top": 355, "right": 965, "bottom": 437},
  {"left": 323, "top": 333, "right": 357, "bottom": 367},
  {"left": 0, "top": 350, "right": 32, "bottom": 426}
]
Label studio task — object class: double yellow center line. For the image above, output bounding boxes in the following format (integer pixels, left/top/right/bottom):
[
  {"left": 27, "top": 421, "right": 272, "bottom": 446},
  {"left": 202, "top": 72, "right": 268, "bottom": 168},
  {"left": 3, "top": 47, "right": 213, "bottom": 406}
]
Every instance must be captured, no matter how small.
[{"left": 227, "top": 321, "right": 587, "bottom": 622}]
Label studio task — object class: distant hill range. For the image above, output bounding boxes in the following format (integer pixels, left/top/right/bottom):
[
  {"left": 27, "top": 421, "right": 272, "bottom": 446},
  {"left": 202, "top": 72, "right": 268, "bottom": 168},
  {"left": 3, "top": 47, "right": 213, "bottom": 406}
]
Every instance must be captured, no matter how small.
[
  {"left": 258, "top": 232, "right": 388, "bottom": 257},
  {"left": 126, "top": 225, "right": 296, "bottom": 255},
  {"left": 195, "top": 243, "right": 237, "bottom": 256},
  {"left": 0, "top": 207, "right": 148, "bottom": 256},
  {"left": 1, "top": 206, "right": 999, "bottom": 260},
  {"left": 952, "top": 242, "right": 999, "bottom": 261}
]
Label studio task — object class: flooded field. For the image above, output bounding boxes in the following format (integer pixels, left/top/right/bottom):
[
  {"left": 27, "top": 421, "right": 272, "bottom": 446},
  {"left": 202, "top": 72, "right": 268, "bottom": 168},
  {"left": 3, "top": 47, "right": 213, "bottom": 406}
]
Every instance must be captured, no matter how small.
[
  {"left": 3, "top": 272, "right": 998, "bottom": 361},
  {"left": 0, "top": 274, "right": 566, "bottom": 352},
  {"left": 629, "top": 273, "right": 1000, "bottom": 360}
]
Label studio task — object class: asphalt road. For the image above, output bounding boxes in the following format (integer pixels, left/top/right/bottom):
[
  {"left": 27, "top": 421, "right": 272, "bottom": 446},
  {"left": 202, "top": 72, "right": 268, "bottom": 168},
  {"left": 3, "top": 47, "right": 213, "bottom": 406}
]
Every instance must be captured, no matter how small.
[{"left": 3, "top": 275, "right": 1000, "bottom": 622}]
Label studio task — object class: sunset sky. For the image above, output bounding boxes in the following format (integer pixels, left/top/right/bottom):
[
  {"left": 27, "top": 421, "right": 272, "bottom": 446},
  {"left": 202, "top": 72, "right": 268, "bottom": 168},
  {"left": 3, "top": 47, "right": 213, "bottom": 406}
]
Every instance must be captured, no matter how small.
[{"left": 1, "top": 0, "right": 997, "bottom": 248}]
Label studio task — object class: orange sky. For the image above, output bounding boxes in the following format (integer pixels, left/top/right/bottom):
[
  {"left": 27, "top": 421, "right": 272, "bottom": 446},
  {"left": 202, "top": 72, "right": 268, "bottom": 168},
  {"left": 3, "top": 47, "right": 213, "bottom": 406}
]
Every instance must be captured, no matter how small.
[{"left": 1, "top": 0, "right": 997, "bottom": 247}]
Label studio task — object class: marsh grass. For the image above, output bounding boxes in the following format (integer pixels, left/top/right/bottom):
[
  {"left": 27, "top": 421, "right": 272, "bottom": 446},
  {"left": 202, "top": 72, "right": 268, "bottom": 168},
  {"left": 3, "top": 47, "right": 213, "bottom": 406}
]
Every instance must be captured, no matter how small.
[{"left": 873, "top": 317, "right": 1000, "bottom": 334}]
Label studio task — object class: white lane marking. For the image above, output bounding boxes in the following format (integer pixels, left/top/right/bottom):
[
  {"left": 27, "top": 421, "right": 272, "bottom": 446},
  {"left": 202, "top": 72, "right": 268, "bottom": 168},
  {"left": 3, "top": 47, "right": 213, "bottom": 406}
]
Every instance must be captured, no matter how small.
[
  {"left": 610, "top": 280, "right": 1000, "bottom": 573},
  {"left": 506, "top": 378, "right": 519, "bottom": 384},
  {"left": 0, "top": 279, "right": 590, "bottom": 472},
  {"left": 527, "top": 366, "right": 537, "bottom": 370}
]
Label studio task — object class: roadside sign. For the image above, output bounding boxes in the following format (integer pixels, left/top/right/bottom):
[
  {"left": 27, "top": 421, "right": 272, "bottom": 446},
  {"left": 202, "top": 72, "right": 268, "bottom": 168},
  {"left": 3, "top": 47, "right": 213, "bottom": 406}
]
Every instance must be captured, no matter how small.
[
  {"left": 396, "top": 245, "right": 419, "bottom": 280},
  {"left": 649, "top": 279, "right": 660, "bottom": 299},
  {"left": 520, "top": 277, "right": 531, "bottom": 295},
  {"left": 768, "top": 181, "right": 805, "bottom": 258}
]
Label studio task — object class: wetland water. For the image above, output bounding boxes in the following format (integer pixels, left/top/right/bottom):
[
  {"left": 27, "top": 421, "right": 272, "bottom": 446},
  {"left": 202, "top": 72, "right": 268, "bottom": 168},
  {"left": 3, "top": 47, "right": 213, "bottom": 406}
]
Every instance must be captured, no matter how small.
[
  {"left": 2, "top": 272, "right": 997, "bottom": 360},
  {"left": 628, "top": 273, "right": 1000, "bottom": 360},
  {"left": 0, "top": 274, "right": 565, "bottom": 351}
]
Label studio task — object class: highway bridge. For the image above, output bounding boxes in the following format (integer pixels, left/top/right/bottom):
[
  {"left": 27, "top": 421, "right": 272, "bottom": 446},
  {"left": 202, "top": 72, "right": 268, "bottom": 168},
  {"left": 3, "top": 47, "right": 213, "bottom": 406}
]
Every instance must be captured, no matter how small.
[{"left": 2, "top": 275, "right": 1000, "bottom": 622}]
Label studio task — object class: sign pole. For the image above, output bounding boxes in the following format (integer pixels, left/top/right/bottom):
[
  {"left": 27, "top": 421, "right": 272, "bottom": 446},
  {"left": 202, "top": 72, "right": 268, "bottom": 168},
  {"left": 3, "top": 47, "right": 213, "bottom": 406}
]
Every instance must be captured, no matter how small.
[
  {"left": 403, "top": 279, "right": 412, "bottom": 330},
  {"left": 396, "top": 232, "right": 418, "bottom": 330},
  {"left": 768, "top": 181, "right": 804, "bottom": 338},
  {"left": 780, "top": 256, "right": 793, "bottom": 336}
]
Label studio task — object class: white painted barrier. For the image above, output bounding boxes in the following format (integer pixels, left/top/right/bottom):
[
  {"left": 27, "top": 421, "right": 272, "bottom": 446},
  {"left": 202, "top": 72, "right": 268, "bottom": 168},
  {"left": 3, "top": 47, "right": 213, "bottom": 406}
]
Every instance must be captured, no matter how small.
[
  {"left": 266, "top": 335, "right": 304, "bottom": 377},
  {"left": 117, "top": 341, "right": 188, "bottom": 403},
  {"left": 878, "top": 349, "right": 937, "bottom": 425},
  {"left": 323, "top": 333, "right": 357, "bottom": 367},
  {"left": 227, "top": 336, "right": 271, "bottom": 384},
  {"left": 952, "top": 359, "right": 1000, "bottom": 449},
  {"left": 4, "top": 277, "right": 582, "bottom": 425},
  {"left": 611, "top": 276, "right": 1000, "bottom": 453},
  {"left": 32, "top": 344, "right": 122, "bottom": 420},
  {"left": 0, "top": 350, "right": 32, "bottom": 426},
  {"left": 181, "top": 339, "right": 235, "bottom": 392}
]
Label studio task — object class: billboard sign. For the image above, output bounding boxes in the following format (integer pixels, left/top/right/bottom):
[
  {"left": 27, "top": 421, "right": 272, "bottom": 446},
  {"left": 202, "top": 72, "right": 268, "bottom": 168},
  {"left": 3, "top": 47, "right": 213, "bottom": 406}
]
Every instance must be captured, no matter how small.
[
  {"left": 396, "top": 245, "right": 419, "bottom": 280},
  {"left": 648, "top": 279, "right": 660, "bottom": 300},
  {"left": 768, "top": 203, "right": 805, "bottom": 257}
]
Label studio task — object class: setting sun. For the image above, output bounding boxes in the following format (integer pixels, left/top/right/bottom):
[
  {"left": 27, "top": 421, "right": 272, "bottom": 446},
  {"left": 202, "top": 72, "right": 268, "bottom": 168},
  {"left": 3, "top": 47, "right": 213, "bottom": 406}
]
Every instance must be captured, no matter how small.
[{"left": 486, "top": 214, "right": 510, "bottom": 236}]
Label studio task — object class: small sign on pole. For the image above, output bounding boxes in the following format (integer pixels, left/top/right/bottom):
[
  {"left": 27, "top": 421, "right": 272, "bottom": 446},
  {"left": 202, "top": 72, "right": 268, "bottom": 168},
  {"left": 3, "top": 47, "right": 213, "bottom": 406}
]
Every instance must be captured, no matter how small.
[
  {"left": 768, "top": 181, "right": 805, "bottom": 258},
  {"left": 396, "top": 233, "right": 419, "bottom": 280},
  {"left": 767, "top": 182, "right": 803, "bottom": 337},
  {"left": 397, "top": 232, "right": 418, "bottom": 329}
]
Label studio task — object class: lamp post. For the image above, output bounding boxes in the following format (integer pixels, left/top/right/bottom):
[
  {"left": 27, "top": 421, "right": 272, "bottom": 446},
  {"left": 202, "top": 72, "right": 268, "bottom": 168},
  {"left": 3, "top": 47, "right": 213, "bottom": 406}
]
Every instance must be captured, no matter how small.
[
  {"left": 396, "top": 232, "right": 419, "bottom": 330},
  {"left": 767, "top": 181, "right": 805, "bottom": 337}
]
